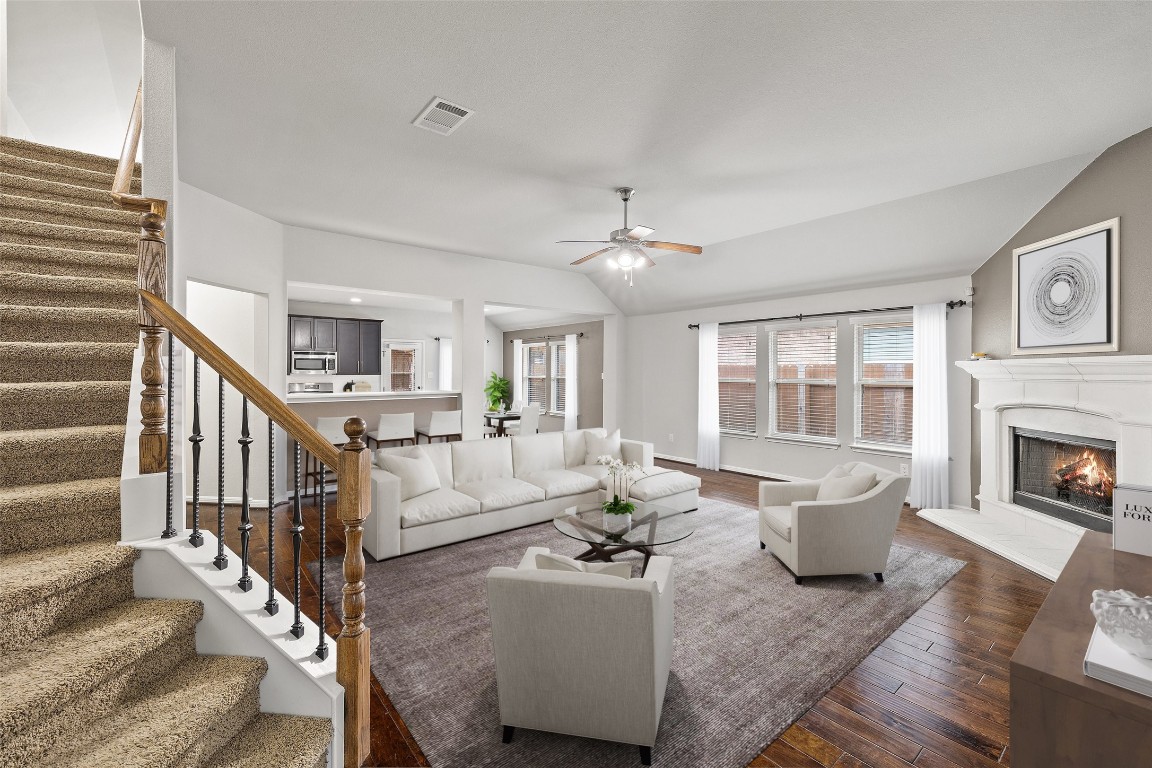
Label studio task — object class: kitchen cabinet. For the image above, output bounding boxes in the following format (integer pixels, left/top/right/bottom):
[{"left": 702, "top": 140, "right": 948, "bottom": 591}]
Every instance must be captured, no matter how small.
[
  {"left": 336, "top": 319, "right": 382, "bottom": 375},
  {"left": 289, "top": 316, "right": 337, "bottom": 352}
]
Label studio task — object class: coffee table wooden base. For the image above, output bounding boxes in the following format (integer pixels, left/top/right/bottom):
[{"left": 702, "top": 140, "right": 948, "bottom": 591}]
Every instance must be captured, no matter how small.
[{"left": 571, "top": 542, "right": 656, "bottom": 573}]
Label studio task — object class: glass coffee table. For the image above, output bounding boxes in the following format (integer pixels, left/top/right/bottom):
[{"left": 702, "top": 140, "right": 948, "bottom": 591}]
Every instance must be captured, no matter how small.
[{"left": 553, "top": 503, "right": 695, "bottom": 574}]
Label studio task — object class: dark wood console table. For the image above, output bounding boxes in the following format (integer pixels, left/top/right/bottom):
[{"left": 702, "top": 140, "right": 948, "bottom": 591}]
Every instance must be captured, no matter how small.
[{"left": 1011, "top": 531, "right": 1152, "bottom": 766}]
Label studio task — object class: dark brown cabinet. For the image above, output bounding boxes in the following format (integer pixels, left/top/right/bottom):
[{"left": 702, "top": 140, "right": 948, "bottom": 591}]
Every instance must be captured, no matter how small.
[
  {"left": 334, "top": 319, "right": 382, "bottom": 375},
  {"left": 359, "top": 321, "right": 381, "bottom": 375},
  {"left": 289, "top": 316, "right": 337, "bottom": 352}
]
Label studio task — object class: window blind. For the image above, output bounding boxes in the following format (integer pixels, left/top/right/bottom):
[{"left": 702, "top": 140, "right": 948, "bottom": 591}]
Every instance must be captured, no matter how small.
[
  {"left": 524, "top": 344, "right": 547, "bottom": 408},
  {"left": 718, "top": 330, "right": 757, "bottom": 435},
  {"left": 856, "top": 322, "right": 914, "bottom": 446},
  {"left": 389, "top": 348, "right": 416, "bottom": 392},
  {"left": 772, "top": 326, "right": 836, "bottom": 439}
]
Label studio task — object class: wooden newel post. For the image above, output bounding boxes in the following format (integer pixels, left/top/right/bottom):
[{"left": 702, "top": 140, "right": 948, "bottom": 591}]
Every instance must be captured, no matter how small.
[
  {"left": 337, "top": 416, "right": 372, "bottom": 767},
  {"left": 137, "top": 207, "right": 169, "bottom": 475}
]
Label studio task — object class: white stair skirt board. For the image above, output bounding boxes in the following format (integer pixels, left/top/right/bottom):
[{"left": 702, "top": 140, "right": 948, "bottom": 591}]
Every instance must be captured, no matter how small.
[{"left": 917, "top": 506, "right": 1084, "bottom": 581}]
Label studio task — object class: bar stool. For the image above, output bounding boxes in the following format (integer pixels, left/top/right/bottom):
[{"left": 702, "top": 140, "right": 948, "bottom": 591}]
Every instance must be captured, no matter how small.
[
  {"left": 367, "top": 412, "right": 416, "bottom": 449},
  {"left": 415, "top": 410, "right": 463, "bottom": 443},
  {"left": 305, "top": 416, "right": 355, "bottom": 500}
]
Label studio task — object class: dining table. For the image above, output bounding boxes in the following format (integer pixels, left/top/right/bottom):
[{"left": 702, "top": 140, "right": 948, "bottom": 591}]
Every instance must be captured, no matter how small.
[{"left": 484, "top": 411, "right": 521, "bottom": 437}]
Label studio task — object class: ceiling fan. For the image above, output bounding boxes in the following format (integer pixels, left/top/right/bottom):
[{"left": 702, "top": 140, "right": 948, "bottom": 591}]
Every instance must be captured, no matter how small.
[{"left": 558, "top": 187, "right": 703, "bottom": 286}]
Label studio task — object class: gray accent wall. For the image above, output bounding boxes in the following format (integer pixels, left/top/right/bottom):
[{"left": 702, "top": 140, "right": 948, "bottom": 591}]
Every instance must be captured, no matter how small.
[
  {"left": 503, "top": 321, "right": 605, "bottom": 431},
  {"left": 968, "top": 126, "right": 1152, "bottom": 503}
]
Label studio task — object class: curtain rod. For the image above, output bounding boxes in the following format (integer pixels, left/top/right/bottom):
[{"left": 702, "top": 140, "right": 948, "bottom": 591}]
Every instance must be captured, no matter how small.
[
  {"left": 687, "top": 300, "right": 968, "bottom": 329},
  {"left": 510, "top": 332, "right": 585, "bottom": 344}
]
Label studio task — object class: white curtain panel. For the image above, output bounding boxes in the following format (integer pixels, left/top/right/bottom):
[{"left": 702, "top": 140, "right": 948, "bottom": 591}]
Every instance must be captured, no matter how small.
[
  {"left": 564, "top": 333, "right": 578, "bottom": 431},
  {"left": 438, "top": 337, "right": 453, "bottom": 391},
  {"left": 696, "top": 322, "right": 721, "bottom": 471},
  {"left": 910, "top": 303, "right": 950, "bottom": 509},
  {"left": 512, "top": 339, "right": 523, "bottom": 405}
]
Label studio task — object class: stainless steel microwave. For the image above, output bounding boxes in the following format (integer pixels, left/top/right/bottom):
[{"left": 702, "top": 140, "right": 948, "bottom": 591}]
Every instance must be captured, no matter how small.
[{"left": 291, "top": 350, "right": 337, "bottom": 374}]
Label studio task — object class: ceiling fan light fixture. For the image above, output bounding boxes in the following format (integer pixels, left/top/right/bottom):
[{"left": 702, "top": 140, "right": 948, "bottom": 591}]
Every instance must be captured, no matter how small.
[{"left": 616, "top": 251, "right": 636, "bottom": 268}]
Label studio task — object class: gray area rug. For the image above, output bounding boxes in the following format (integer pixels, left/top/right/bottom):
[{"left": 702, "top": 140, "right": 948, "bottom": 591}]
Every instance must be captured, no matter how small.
[{"left": 317, "top": 499, "right": 965, "bottom": 768}]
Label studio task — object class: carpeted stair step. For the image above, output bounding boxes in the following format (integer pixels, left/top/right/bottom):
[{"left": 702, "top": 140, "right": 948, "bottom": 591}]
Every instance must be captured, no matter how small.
[
  {"left": 0, "top": 540, "right": 138, "bottom": 651},
  {"left": 0, "top": 477, "right": 121, "bottom": 554},
  {"left": 0, "top": 271, "right": 136, "bottom": 309},
  {"left": 0, "top": 598, "right": 202, "bottom": 767},
  {"left": 0, "top": 217, "right": 140, "bottom": 253},
  {"left": 0, "top": 381, "right": 132, "bottom": 430},
  {"left": 0, "top": 171, "right": 126, "bottom": 211},
  {"left": 205, "top": 713, "right": 333, "bottom": 768},
  {"left": 1, "top": 136, "right": 139, "bottom": 177},
  {"left": 33, "top": 655, "right": 269, "bottom": 768},
  {"left": 0, "top": 242, "right": 137, "bottom": 280},
  {"left": 0, "top": 305, "right": 137, "bottom": 344},
  {"left": 0, "top": 341, "right": 136, "bottom": 383},
  {"left": 1, "top": 193, "right": 140, "bottom": 230},
  {"left": 0, "top": 153, "right": 140, "bottom": 194},
  {"left": 0, "top": 424, "right": 126, "bottom": 487}
]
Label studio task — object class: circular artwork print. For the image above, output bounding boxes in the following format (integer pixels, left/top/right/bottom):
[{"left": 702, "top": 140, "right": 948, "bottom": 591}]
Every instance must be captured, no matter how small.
[{"left": 1026, "top": 249, "right": 1101, "bottom": 338}]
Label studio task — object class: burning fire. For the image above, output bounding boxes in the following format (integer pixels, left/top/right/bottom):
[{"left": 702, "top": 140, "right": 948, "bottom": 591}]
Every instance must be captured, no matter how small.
[{"left": 1054, "top": 449, "right": 1115, "bottom": 501}]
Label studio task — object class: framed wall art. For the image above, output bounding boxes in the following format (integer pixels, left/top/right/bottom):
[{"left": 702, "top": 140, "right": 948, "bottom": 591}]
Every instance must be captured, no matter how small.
[{"left": 1012, "top": 218, "right": 1119, "bottom": 355}]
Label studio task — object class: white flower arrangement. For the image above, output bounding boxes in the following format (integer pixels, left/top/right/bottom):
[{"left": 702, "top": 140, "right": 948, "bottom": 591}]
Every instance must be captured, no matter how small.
[{"left": 596, "top": 455, "right": 645, "bottom": 514}]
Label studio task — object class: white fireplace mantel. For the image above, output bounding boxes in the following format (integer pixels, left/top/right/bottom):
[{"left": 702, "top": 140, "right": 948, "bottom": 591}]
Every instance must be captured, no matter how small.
[{"left": 920, "top": 355, "right": 1152, "bottom": 580}]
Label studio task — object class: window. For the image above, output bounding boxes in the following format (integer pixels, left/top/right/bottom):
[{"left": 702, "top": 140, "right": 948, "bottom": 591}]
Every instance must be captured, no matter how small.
[
  {"left": 855, "top": 321, "right": 913, "bottom": 448},
  {"left": 383, "top": 341, "right": 423, "bottom": 392},
  {"left": 520, "top": 339, "right": 573, "bottom": 415},
  {"left": 718, "top": 330, "right": 757, "bottom": 435},
  {"left": 769, "top": 326, "right": 837, "bottom": 440},
  {"left": 550, "top": 341, "right": 567, "bottom": 415}
]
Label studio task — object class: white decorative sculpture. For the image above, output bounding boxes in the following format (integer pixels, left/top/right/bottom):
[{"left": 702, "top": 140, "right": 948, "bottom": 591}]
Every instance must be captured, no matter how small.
[{"left": 1091, "top": 589, "right": 1152, "bottom": 658}]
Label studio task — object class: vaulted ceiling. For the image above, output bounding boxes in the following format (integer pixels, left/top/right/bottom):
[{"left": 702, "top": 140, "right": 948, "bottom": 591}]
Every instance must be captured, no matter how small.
[{"left": 141, "top": 1, "right": 1152, "bottom": 314}]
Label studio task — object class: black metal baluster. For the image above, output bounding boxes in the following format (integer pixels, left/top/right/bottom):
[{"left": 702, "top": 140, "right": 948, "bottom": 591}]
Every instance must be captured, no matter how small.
[
  {"left": 315, "top": 462, "right": 329, "bottom": 660},
  {"left": 188, "top": 355, "right": 204, "bottom": 547},
  {"left": 213, "top": 374, "right": 228, "bottom": 570},
  {"left": 264, "top": 421, "right": 279, "bottom": 615},
  {"left": 290, "top": 441, "right": 305, "bottom": 638},
  {"left": 237, "top": 396, "right": 253, "bottom": 592},
  {"left": 161, "top": 331, "right": 177, "bottom": 538}
]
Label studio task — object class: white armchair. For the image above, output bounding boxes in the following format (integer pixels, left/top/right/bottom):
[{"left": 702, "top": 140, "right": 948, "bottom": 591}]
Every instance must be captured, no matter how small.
[
  {"left": 486, "top": 547, "right": 675, "bottom": 765},
  {"left": 759, "top": 462, "right": 911, "bottom": 585}
]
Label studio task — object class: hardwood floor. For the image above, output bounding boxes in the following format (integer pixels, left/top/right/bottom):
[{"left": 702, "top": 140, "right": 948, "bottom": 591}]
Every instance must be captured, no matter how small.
[{"left": 199, "top": 459, "right": 1050, "bottom": 767}]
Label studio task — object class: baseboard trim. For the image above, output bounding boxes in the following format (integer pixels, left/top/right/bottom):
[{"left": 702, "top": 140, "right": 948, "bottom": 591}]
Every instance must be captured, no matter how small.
[{"left": 652, "top": 453, "right": 804, "bottom": 482}]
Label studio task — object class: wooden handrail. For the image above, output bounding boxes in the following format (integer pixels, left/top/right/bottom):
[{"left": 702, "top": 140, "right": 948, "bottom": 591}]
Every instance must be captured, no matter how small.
[
  {"left": 111, "top": 82, "right": 167, "bottom": 218},
  {"left": 139, "top": 290, "right": 342, "bottom": 467}
]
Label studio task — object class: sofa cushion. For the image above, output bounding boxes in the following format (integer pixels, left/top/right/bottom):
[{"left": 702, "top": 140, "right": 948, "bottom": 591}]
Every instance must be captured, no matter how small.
[
  {"left": 825, "top": 465, "right": 849, "bottom": 480},
  {"left": 817, "top": 473, "right": 875, "bottom": 501},
  {"left": 570, "top": 463, "right": 611, "bottom": 482},
  {"left": 377, "top": 442, "right": 454, "bottom": 487},
  {"left": 379, "top": 450, "right": 441, "bottom": 501},
  {"left": 585, "top": 429, "right": 622, "bottom": 463},
  {"left": 400, "top": 488, "right": 481, "bottom": 528},
  {"left": 456, "top": 477, "right": 546, "bottom": 513},
  {"left": 520, "top": 469, "right": 600, "bottom": 499},
  {"left": 607, "top": 467, "right": 701, "bottom": 502},
  {"left": 534, "top": 552, "right": 631, "bottom": 579},
  {"left": 761, "top": 505, "right": 792, "bottom": 542},
  {"left": 512, "top": 432, "right": 566, "bottom": 477},
  {"left": 564, "top": 428, "right": 606, "bottom": 468},
  {"left": 452, "top": 438, "right": 513, "bottom": 485}
]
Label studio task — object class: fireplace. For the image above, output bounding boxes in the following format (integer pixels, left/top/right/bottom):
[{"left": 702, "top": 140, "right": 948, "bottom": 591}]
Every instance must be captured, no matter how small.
[{"left": 1012, "top": 428, "right": 1115, "bottom": 533}]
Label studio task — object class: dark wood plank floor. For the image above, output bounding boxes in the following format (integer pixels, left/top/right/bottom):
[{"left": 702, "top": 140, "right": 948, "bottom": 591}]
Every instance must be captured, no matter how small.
[{"left": 199, "top": 458, "right": 1050, "bottom": 767}]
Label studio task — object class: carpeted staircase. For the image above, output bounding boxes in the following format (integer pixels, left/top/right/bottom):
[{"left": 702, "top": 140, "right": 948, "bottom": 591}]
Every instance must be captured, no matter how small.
[{"left": 0, "top": 137, "right": 332, "bottom": 767}]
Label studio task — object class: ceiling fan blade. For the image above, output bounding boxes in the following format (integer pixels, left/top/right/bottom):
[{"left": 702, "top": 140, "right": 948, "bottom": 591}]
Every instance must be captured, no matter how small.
[
  {"left": 557, "top": 240, "right": 611, "bottom": 244},
  {"left": 642, "top": 240, "right": 703, "bottom": 254},
  {"left": 625, "top": 225, "right": 655, "bottom": 241},
  {"left": 635, "top": 249, "right": 656, "bottom": 268},
  {"left": 570, "top": 247, "right": 616, "bottom": 266}
]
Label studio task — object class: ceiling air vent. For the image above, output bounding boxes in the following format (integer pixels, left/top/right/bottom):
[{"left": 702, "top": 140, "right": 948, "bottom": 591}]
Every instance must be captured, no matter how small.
[{"left": 412, "top": 97, "right": 475, "bottom": 136}]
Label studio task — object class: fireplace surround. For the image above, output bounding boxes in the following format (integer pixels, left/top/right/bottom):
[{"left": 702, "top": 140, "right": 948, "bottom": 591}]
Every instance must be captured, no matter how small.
[{"left": 919, "top": 356, "right": 1152, "bottom": 580}]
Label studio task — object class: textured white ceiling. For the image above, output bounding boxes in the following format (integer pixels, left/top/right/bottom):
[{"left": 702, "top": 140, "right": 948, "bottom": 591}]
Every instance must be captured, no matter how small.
[{"left": 141, "top": 1, "right": 1152, "bottom": 314}]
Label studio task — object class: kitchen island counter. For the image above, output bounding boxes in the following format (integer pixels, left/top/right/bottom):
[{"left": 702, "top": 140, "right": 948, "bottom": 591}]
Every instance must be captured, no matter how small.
[
  {"left": 286, "top": 391, "right": 461, "bottom": 431},
  {"left": 286, "top": 390, "right": 461, "bottom": 404}
]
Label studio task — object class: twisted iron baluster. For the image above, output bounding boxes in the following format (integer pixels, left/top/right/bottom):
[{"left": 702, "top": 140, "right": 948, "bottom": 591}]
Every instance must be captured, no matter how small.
[
  {"left": 237, "top": 396, "right": 253, "bottom": 592},
  {"left": 315, "top": 462, "right": 329, "bottom": 660},
  {"left": 161, "top": 331, "right": 176, "bottom": 538},
  {"left": 213, "top": 374, "right": 228, "bottom": 570},
  {"left": 188, "top": 354, "right": 204, "bottom": 547},
  {"left": 290, "top": 441, "right": 305, "bottom": 638},
  {"left": 264, "top": 421, "right": 279, "bottom": 615}
]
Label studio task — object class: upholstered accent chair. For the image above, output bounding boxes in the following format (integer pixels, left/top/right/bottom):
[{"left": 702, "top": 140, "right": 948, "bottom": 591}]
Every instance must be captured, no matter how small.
[
  {"left": 486, "top": 546, "right": 675, "bottom": 765},
  {"left": 759, "top": 462, "right": 911, "bottom": 584}
]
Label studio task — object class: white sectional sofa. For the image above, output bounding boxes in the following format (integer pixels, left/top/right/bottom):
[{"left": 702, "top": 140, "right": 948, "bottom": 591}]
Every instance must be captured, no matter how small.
[{"left": 364, "top": 428, "right": 657, "bottom": 560}]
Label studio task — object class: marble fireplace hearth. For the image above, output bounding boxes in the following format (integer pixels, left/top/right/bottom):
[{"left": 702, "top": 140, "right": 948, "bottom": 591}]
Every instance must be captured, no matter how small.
[{"left": 919, "top": 356, "right": 1152, "bottom": 581}]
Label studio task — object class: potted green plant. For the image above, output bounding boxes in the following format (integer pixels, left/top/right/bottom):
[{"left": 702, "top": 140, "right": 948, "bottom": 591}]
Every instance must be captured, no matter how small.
[
  {"left": 597, "top": 456, "right": 643, "bottom": 533},
  {"left": 483, "top": 372, "right": 511, "bottom": 412}
]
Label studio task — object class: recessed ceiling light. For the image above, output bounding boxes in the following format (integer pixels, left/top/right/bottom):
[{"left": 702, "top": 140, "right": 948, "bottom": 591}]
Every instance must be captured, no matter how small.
[{"left": 350, "top": 297, "right": 362, "bottom": 303}]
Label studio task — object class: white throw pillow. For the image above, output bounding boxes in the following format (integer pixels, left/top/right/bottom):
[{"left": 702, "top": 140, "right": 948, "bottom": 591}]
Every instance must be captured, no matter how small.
[
  {"left": 534, "top": 553, "right": 631, "bottom": 579},
  {"left": 816, "top": 473, "right": 875, "bottom": 502},
  {"left": 380, "top": 450, "right": 441, "bottom": 501},
  {"left": 824, "top": 465, "right": 849, "bottom": 480},
  {"left": 585, "top": 429, "right": 622, "bottom": 464}
]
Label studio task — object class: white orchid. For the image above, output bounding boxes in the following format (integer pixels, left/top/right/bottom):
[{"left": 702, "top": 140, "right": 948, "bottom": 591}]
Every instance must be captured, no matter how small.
[{"left": 596, "top": 455, "right": 645, "bottom": 514}]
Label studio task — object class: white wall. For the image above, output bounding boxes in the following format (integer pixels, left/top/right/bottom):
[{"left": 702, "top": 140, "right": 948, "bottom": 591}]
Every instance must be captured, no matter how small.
[{"left": 623, "top": 276, "right": 973, "bottom": 497}]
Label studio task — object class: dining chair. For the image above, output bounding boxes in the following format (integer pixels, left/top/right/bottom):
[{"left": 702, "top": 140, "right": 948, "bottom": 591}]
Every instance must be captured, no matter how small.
[
  {"left": 367, "top": 412, "right": 416, "bottom": 449},
  {"left": 415, "top": 409, "right": 463, "bottom": 443},
  {"left": 506, "top": 403, "right": 540, "bottom": 436}
]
